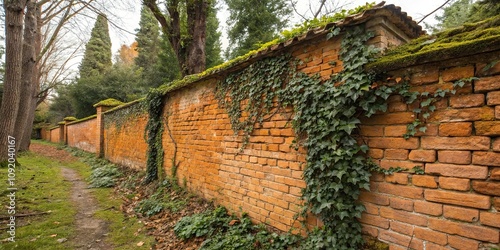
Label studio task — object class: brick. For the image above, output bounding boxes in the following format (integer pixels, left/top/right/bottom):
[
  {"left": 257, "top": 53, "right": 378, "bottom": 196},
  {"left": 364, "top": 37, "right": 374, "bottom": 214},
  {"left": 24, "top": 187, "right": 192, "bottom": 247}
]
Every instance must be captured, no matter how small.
[
  {"left": 442, "top": 65, "right": 474, "bottom": 82},
  {"left": 444, "top": 205, "right": 479, "bottom": 222},
  {"left": 474, "top": 76, "right": 500, "bottom": 92},
  {"left": 385, "top": 173, "right": 409, "bottom": 184},
  {"left": 429, "top": 218, "right": 499, "bottom": 243},
  {"left": 359, "top": 191, "right": 389, "bottom": 206},
  {"left": 390, "top": 221, "right": 414, "bottom": 236},
  {"left": 412, "top": 175, "right": 437, "bottom": 188},
  {"left": 411, "top": 68, "right": 439, "bottom": 85},
  {"left": 359, "top": 213, "right": 389, "bottom": 229},
  {"left": 379, "top": 231, "right": 412, "bottom": 248},
  {"left": 425, "top": 163, "right": 488, "bottom": 179},
  {"left": 437, "top": 150, "right": 471, "bottom": 165},
  {"left": 429, "top": 107, "right": 495, "bottom": 122},
  {"left": 438, "top": 122, "right": 472, "bottom": 137},
  {"left": 384, "top": 125, "right": 407, "bottom": 137},
  {"left": 368, "top": 149, "right": 384, "bottom": 159},
  {"left": 370, "top": 173, "right": 385, "bottom": 182},
  {"left": 409, "top": 150, "right": 436, "bottom": 162},
  {"left": 363, "top": 202, "right": 379, "bottom": 215},
  {"left": 425, "top": 189, "right": 491, "bottom": 209},
  {"left": 472, "top": 181, "right": 500, "bottom": 196},
  {"left": 359, "top": 125, "right": 383, "bottom": 137},
  {"left": 449, "top": 94, "right": 485, "bottom": 108},
  {"left": 474, "top": 121, "right": 500, "bottom": 136},
  {"left": 389, "top": 197, "right": 413, "bottom": 211},
  {"left": 472, "top": 151, "right": 500, "bottom": 166},
  {"left": 421, "top": 136, "right": 490, "bottom": 150},
  {"left": 480, "top": 211, "right": 500, "bottom": 228},
  {"left": 361, "top": 225, "right": 379, "bottom": 237},
  {"left": 368, "top": 138, "right": 419, "bottom": 149},
  {"left": 380, "top": 160, "right": 423, "bottom": 170},
  {"left": 414, "top": 201, "right": 442, "bottom": 216},
  {"left": 378, "top": 182, "right": 423, "bottom": 199},
  {"left": 491, "top": 168, "right": 500, "bottom": 180},
  {"left": 412, "top": 82, "right": 471, "bottom": 97},
  {"left": 448, "top": 235, "right": 479, "bottom": 250},
  {"left": 380, "top": 207, "right": 428, "bottom": 226},
  {"left": 361, "top": 112, "right": 415, "bottom": 125},
  {"left": 415, "top": 123, "right": 438, "bottom": 136},
  {"left": 495, "top": 198, "right": 500, "bottom": 210},
  {"left": 387, "top": 101, "right": 407, "bottom": 112},
  {"left": 384, "top": 149, "right": 408, "bottom": 160},
  {"left": 438, "top": 177, "right": 470, "bottom": 191},
  {"left": 478, "top": 61, "right": 500, "bottom": 76},
  {"left": 414, "top": 227, "right": 447, "bottom": 245},
  {"left": 487, "top": 91, "right": 500, "bottom": 105},
  {"left": 494, "top": 138, "right": 500, "bottom": 152}
]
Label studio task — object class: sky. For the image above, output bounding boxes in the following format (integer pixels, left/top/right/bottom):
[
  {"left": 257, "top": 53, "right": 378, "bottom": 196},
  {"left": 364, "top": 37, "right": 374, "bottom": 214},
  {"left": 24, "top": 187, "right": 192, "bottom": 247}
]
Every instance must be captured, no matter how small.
[{"left": 108, "top": 0, "right": 448, "bottom": 55}]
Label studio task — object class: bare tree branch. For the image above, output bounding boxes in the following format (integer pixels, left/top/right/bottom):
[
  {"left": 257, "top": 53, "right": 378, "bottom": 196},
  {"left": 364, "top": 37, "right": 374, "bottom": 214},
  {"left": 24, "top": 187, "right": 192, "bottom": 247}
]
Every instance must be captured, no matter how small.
[{"left": 418, "top": 0, "right": 453, "bottom": 24}]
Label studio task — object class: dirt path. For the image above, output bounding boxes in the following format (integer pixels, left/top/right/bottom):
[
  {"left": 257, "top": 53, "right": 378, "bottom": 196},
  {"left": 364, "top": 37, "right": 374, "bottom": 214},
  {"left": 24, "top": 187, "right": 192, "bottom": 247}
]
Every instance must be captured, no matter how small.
[
  {"left": 61, "top": 167, "right": 112, "bottom": 249},
  {"left": 30, "top": 143, "right": 112, "bottom": 249}
]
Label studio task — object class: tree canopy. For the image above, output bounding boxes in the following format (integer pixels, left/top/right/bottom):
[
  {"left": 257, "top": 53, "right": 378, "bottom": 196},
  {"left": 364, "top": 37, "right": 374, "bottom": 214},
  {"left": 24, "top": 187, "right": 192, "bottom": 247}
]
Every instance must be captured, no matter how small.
[
  {"left": 224, "top": 0, "right": 292, "bottom": 59},
  {"left": 79, "top": 14, "right": 112, "bottom": 79}
]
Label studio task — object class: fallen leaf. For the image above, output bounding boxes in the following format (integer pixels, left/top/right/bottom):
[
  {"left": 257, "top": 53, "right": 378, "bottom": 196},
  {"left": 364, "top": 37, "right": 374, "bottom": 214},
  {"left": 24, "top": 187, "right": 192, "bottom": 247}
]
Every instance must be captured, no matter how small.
[
  {"left": 137, "top": 241, "right": 144, "bottom": 246},
  {"left": 50, "top": 234, "right": 57, "bottom": 238}
]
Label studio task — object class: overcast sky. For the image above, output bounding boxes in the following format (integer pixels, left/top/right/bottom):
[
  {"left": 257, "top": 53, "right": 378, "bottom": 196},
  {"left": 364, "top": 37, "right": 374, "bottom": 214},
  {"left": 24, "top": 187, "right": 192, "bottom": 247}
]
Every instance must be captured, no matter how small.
[{"left": 108, "top": 0, "right": 447, "bottom": 54}]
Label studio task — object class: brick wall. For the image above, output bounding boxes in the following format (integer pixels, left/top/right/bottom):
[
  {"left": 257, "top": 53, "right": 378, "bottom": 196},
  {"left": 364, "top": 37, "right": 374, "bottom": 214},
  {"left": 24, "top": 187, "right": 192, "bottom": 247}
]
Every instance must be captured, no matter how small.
[
  {"left": 103, "top": 112, "right": 148, "bottom": 170},
  {"left": 358, "top": 55, "right": 500, "bottom": 249},
  {"left": 49, "top": 127, "right": 60, "bottom": 144},
  {"left": 66, "top": 118, "right": 97, "bottom": 153},
  {"left": 53, "top": 15, "right": 500, "bottom": 249}
]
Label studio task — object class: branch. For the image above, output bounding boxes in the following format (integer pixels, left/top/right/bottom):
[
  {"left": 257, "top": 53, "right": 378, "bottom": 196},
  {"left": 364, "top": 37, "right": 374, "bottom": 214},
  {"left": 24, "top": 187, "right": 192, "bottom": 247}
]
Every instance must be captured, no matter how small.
[
  {"left": 418, "top": 0, "right": 452, "bottom": 24},
  {"left": 143, "top": 0, "right": 171, "bottom": 34},
  {"left": 313, "top": 0, "right": 327, "bottom": 19}
]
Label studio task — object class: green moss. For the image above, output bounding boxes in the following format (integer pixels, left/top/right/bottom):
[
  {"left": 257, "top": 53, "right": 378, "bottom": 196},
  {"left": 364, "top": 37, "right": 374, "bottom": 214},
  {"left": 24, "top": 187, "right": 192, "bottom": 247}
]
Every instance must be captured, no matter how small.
[
  {"left": 152, "top": 3, "right": 377, "bottom": 97},
  {"left": 103, "top": 98, "right": 145, "bottom": 114},
  {"left": 93, "top": 98, "right": 124, "bottom": 108},
  {"left": 63, "top": 116, "right": 77, "bottom": 121},
  {"left": 67, "top": 115, "right": 98, "bottom": 125},
  {"left": 368, "top": 15, "right": 500, "bottom": 71},
  {"left": 57, "top": 121, "right": 65, "bottom": 125}
]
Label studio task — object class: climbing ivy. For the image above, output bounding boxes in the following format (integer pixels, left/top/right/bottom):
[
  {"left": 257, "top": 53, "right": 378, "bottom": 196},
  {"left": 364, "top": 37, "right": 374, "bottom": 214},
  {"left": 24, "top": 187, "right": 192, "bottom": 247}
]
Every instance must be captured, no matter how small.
[
  {"left": 144, "top": 90, "right": 165, "bottom": 184},
  {"left": 215, "top": 25, "right": 395, "bottom": 248}
]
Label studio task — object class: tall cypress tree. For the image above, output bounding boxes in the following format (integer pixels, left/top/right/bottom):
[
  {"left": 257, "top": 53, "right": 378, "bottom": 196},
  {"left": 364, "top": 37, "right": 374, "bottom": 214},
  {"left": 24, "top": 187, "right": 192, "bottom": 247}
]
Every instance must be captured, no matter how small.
[
  {"left": 135, "top": 6, "right": 180, "bottom": 87},
  {"left": 78, "top": 14, "right": 112, "bottom": 79},
  {"left": 225, "top": 0, "right": 291, "bottom": 59}
]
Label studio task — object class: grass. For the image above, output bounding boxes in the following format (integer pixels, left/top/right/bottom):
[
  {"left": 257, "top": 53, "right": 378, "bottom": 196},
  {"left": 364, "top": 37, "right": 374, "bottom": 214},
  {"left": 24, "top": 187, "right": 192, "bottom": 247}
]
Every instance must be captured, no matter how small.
[
  {"left": 0, "top": 152, "right": 75, "bottom": 250},
  {"left": 0, "top": 141, "right": 156, "bottom": 249}
]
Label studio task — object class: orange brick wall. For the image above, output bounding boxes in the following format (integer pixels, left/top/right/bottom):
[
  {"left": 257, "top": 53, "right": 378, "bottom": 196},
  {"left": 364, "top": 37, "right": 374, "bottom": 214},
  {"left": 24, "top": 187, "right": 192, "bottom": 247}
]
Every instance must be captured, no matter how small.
[
  {"left": 53, "top": 23, "right": 500, "bottom": 249},
  {"left": 103, "top": 112, "right": 148, "bottom": 170},
  {"left": 358, "top": 57, "right": 500, "bottom": 249},
  {"left": 66, "top": 118, "right": 97, "bottom": 153},
  {"left": 49, "top": 127, "right": 60, "bottom": 143}
]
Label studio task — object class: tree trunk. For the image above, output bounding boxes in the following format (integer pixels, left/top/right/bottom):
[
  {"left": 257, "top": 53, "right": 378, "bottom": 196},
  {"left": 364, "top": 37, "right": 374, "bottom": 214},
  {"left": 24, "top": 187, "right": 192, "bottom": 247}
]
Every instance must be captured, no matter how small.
[
  {"left": 0, "top": 0, "right": 27, "bottom": 162},
  {"left": 19, "top": 2, "right": 42, "bottom": 151},
  {"left": 14, "top": 0, "right": 37, "bottom": 152},
  {"left": 144, "top": 0, "right": 208, "bottom": 76},
  {"left": 186, "top": 0, "right": 208, "bottom": 75}
]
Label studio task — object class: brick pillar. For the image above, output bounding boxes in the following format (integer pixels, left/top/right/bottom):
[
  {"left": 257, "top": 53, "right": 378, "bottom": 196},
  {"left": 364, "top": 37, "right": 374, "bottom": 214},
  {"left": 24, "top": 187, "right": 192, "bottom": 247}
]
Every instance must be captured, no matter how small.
[
  {"left": 94, "top": 99, "right": 123, "bottom": 158},
  {"left": 58, "top": 122, "right": 65, "bottom": 143},
  {"left": 63, "top": 117, "right": 77, "bottom": 145}
]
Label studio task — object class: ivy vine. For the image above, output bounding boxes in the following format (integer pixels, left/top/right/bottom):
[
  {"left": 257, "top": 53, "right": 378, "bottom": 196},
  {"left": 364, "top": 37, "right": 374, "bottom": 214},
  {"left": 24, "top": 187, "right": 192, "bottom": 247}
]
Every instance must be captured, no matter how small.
[
  {"left": 144, "top": 90, "right": 165, "bottom": 184},
  {"left": 215, "top": 25, "right": 395, "bottom": 248}
]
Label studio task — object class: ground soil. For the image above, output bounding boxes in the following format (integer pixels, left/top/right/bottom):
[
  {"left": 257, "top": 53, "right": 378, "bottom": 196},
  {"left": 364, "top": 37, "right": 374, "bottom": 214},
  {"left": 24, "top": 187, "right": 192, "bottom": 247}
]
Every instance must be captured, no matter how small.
[{"left": 30, "top": 143, "right": 112, "bottom": 249}]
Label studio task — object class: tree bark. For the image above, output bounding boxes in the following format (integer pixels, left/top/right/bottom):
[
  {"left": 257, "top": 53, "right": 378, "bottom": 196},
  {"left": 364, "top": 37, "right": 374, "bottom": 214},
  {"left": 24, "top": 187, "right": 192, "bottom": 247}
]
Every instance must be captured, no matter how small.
[
  {"left": 0, "top": 0, "right": 27, "bottom": 162},
  {"left": 186, "top": 0, "right": 208, "bottom": 75},
  {"left": 14, "top": 0, "right": 37, "bottom": 152},
  {"left": 19, "top": 2, "right": 42, "bottom": 151},
  {"left": 144, "top": 0, "right": 208, "bottom": 76}
]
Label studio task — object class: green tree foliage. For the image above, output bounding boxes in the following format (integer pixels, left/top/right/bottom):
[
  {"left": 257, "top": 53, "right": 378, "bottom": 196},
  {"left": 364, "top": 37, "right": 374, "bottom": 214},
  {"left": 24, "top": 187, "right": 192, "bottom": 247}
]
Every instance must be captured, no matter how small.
[
  {"left": 79, "top": 14, "right": 112, "bottom": 79},
  {"left": 432, "top": 0, "right": 500, "bottom": 32},
  {"left": 48, "top": 84, "right": 75, "bottom": 123},
  {"left": 205, "top": 4, "right": 224, "bottom": 68},
  {"left": 136, "top": 6, "right": 181, "bottom": 88},
  {"left": 70, "top": 65, "right": 142, "bottom": 118},
  {"left": 224, "top": 0, "right": 291, "bottom": 59}
]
